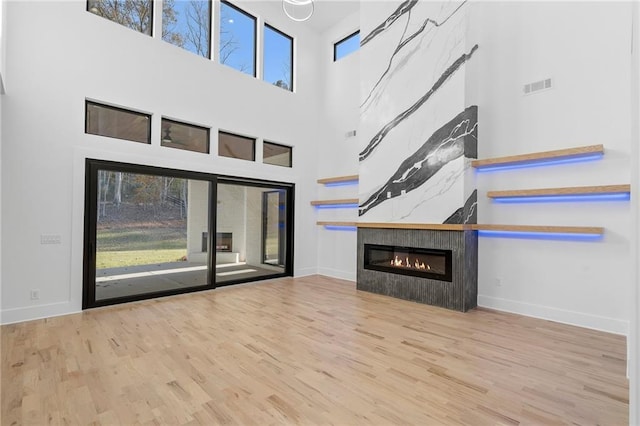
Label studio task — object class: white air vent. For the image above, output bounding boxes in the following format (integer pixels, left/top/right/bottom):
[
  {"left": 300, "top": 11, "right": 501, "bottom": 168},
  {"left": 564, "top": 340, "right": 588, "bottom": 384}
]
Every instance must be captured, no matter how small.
[{"left": 524, "top": 78, "right": 553, "bottom": 95}]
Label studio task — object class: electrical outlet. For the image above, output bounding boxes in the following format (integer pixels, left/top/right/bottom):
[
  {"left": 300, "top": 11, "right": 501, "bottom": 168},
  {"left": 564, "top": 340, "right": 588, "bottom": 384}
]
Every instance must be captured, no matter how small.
[
  {"left": 495, "top": 277, "right": 503, "bottom": 287},
  {"left": 30, "top": 289, "right": 40, "bottom": 300}
]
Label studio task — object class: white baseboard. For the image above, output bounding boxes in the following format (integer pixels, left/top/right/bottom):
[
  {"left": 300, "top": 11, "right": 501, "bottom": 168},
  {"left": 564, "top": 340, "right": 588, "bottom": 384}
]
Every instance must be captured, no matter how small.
[
  {"left": 317, "top": 267, "right": 356, "bottom": 282},
  {"left": 1, "top": 301, "right": 80, "bottom": 325},
  {"left": 294, "top": 267, "right": 318, "bottom": 278},
  {"left": 478, "top": 295, "right": 629, "bottom": 336}
]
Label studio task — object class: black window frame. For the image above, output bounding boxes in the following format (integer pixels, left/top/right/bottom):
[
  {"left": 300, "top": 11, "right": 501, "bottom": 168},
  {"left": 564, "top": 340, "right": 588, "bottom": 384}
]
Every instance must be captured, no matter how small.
[
  {"left": 218, "top": 130, "right": 256, "bottom": 161},
  {"left": 83, "top": 159, "right": 217, "bottom": 309},
  {"left": 83, "top": 159, "right": 295, "bottom": 309},
  {"left": 216, "top": 176, "right": 295, "bottom": 288},
  {"left": 263, "top": 23, "right": 294, "bottom": 92},
  {"left": 262, "top": 140, "right": 293, "bottom": 168},
  {"left": 160, "top": 117, "right": 211, "bottom": 154},
  {"left": 219, "top": 0, "right": 257, "bottom": 78},
  {"left": 86, "top": 0, "right": 154, "bottom": 37},
  {"left": 85, "top": 100, "right": 152, "bottom": 144},
  {"left": 333, "top": 30, "right": 360, "bottom": 62}
]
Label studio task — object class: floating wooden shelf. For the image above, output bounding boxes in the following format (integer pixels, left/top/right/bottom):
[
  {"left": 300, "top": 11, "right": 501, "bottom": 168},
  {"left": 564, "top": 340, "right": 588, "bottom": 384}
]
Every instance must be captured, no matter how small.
[
  {"left": 310, "top": 198, "right": 359, "bottom": 206},
  {"left": 472, "top": 224, "right": 604, "bottom": 235},
  {"left": 317, "top": 221, "right": 358, "bottom": 226},
  {"left": 353, "top": 223, "right": 604, "bottom": 235},
  {"left": 317, "top": 175, "right": 359, "bottom": 185},
  {"left": 472, "top": 144, "right": 604, "bottom": 169},
  {"left": 357, "top": 223, "right": 468, "bottom": 231},
  {"left": 487, "top": 184, "right": 631, "bottom": 199}
]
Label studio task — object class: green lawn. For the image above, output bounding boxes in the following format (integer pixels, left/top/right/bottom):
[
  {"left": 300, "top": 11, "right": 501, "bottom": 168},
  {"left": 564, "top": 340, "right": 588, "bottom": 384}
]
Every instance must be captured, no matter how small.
[
  {"left": 96, "top": 226, "right": 188, "bottom": 269},
  {"left": 96, "top": 249, "right": 187, "bottom": 269},
  {"left": 97, "top": 227, "right": 187, "bottom": 251}
]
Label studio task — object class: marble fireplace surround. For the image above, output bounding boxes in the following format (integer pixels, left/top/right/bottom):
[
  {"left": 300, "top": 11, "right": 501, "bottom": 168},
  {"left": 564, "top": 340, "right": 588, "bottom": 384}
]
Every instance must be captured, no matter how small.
[{"left": 357, "top": 225, "right": 478, "bottom": 312}]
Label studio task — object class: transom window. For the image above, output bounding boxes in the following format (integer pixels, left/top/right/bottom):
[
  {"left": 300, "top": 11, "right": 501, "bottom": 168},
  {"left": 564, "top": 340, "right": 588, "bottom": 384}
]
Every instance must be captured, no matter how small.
[
  {"left": 218, "top": 131, "right": 256, "bottom": 161},
  {"left": 161, "top": 118, "right": 210, "bottom": 154},
  {"left": 162, "top": 0, "right": 212, "bottom": 58},
  {"left": 263, "top": 141, "right": 292, "bottom": 167},
  {"left": 86, "top": 1, "right": 300, "bottom": 88},
  {"left": 87, "top": 0, "right": 153, "bottom": 36},
  {"left": 334, "top": 31, "right": 360, "bottom": 61},
  {"left": 85, "top": 100, "right": 151, "bottom": 144},
  {"left": 219, "top": 1, "right": 256, "bottom": 77},
  {"left": 263, "top": 24, "right": 293, "bottom": 91}
]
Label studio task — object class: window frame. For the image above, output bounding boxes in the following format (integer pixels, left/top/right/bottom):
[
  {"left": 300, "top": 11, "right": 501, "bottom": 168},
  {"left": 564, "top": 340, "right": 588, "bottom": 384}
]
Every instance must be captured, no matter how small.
[
  {"left": 85, "top": 100, "right": 152, "bottom": 144},
  {"left": 262, "top": 140, "right": 293, "bottom": 168},
  {"left": 83, "top": 159, "right": 295, "bottom": 309},
  {"left": 333, "top": 30, "right": 360, "bottom": 62},
  {"left": 86, "top": 0, "right": 154, "bottom": 37},
  {"left": 263, "top": 23, "right": 294, "bottom": 92},
  {"left": 83, "top": 159, "right": 217, "bottom": 309},
  {"left": 219, "top": 0, "right": 257, "bottom": 77},
  {"left": 215, "top": 177, "right": 295, "bottom": 288},
  {"left": 160, "top": 117, "right": 211, "bottom": 154},
  {"left": 218, "top": 130, "right": 257, "bottom": 161}
]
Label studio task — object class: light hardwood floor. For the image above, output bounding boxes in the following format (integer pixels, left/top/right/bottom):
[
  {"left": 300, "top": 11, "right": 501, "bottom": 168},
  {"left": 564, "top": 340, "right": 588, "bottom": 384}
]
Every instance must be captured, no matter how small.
[{"left": 1, "top": 275, "right": 628, "bottom": 425}]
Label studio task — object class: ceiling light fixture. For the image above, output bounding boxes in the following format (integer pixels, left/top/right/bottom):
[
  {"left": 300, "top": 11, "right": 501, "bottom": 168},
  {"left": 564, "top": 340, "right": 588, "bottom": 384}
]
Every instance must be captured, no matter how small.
[
  {"left": 162, "top": 126, "right": 173, "bottom": 144},
  {"left": 282, "top": 0, "right": 314, "bottom": 22}
]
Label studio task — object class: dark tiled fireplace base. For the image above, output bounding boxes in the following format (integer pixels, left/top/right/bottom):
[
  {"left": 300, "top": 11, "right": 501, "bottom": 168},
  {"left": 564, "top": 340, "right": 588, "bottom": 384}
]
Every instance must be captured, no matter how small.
[{"left": 357, "top": 228, "right": 477, "bottom": 312}]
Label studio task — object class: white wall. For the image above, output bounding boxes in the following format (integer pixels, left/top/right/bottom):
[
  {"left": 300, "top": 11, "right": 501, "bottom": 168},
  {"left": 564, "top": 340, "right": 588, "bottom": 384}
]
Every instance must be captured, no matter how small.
[
  {"left": 0, "top": 0, "right": 5, "bottom": 93},
  {"left": 315, "top": 9, "right": 359, "bottom": 281},
  {"left": 0, "top": 0, "right": 322, "bottom": 323},
  {"left": 630, "top": 1, "right": 639, "bottom": 421},
  {"left": 470, "top": 2, "right": 632, "bottom": 334},
  {"left": 186, "top": 180, "right": 210, "bottom": 263},
  {"left": 0, "top": 0, "right": 4, "bottom": 318}
]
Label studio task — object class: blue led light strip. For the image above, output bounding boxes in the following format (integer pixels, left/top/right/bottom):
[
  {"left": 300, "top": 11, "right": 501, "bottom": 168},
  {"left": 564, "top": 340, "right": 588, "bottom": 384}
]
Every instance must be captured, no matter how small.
[
  {"left": 314, "top": 204, "right": 360, "bottom": 209},
  {"left": 475, "top": 153, "right": 604, "bottom": 173},
  {"left": 478, "top": 230, "right": 603, "bottom": 241},
  {"left": 324, "top": 225, "right": 357, "bottom": 231},
  {"left": 324, "top": 180, "right": 359, "bottom": 187},
  {"left": 492, "top": 192, "right": 630, "bottom": 203}
]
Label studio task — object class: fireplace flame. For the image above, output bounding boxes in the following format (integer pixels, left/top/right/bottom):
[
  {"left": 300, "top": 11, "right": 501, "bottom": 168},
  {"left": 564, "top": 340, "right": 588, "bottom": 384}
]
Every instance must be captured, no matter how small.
[{"left": 390, "top": 255, "right": 429, "bottom": 270}]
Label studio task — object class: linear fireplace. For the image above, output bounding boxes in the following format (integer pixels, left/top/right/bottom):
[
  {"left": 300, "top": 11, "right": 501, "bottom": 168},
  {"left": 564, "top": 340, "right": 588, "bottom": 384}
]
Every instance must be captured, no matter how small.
[
  {"left": 364, "top": 244, "right": 452, "bottom": 282},
  {"left": 357, "top": 228, "right": 477, "bottom": 312}
]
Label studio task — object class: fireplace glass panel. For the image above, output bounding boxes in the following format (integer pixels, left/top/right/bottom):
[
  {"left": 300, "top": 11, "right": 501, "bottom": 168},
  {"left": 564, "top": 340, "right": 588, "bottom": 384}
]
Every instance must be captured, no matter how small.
[{"left": 364, "top": 244, "right": 452, "bottom": 282}]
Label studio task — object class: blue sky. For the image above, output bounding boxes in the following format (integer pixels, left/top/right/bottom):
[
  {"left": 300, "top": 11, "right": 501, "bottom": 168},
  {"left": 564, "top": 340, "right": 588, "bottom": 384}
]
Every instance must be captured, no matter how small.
[
  {"left": 335, "top": 32, "right": 360, "bottom": 61},
  {"left": 165, "top": 1, "right": 292, "bottom": 90},
  {"left": 263, "top": 25, "right": 292, "bottom": 88},
  {"left": 219, "top": 2, "right": 256, "bottom": 77}
]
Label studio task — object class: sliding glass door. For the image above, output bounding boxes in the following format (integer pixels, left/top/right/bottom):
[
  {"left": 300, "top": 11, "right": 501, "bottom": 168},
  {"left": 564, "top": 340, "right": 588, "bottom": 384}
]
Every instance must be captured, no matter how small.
[
  {"left": 215, "top": 181, "right": 292, "bottom": 286},
  {"left": 84, "top": 160, "right": 294, "bottom": 308}
]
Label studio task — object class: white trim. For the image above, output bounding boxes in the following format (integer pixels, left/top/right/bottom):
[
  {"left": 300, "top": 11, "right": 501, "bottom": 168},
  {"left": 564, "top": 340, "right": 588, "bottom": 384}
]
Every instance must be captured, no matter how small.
[
  {"left": 1, "top": 301, "right": 80, "bottom": 325},
  {"left": 478, "top": 295, "right": 629, "bottom": 336},
  {"left": 630, "top": 0, "right": 640, "bottom": 421},
  {"left": 317, "top": 268, "right": 356, "bottom": 282},
  {"left": 293, "top": 267, "right": 317, "bottom": 277}
]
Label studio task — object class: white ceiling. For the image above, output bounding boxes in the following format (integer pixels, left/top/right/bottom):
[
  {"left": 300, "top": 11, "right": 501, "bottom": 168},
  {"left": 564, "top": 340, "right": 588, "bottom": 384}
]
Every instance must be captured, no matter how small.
[
  {"left": 244, "top": 0, "right": 360, "bottom": 34},
  {"left": 303, "top": 0, "right": 360, "bottom": 33}
]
